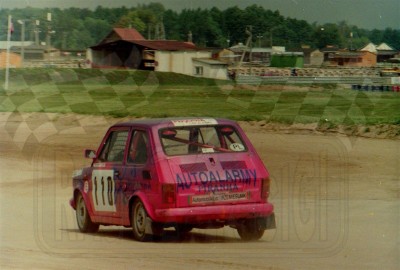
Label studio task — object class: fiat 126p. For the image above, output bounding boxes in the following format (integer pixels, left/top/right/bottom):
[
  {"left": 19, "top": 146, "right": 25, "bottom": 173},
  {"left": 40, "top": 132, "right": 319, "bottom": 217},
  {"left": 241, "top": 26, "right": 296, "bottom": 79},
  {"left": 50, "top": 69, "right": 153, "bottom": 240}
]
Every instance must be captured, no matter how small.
[{"left": 70, "top": 118, "right": 275, "bottom": 241}]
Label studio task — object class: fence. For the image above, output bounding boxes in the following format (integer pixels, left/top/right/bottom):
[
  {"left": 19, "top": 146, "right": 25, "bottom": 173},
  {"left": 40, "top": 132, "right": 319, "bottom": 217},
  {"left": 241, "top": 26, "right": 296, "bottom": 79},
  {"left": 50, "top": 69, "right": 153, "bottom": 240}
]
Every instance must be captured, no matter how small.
[{"left": 236, "top": 75, "right": 392, "bottom": 86}]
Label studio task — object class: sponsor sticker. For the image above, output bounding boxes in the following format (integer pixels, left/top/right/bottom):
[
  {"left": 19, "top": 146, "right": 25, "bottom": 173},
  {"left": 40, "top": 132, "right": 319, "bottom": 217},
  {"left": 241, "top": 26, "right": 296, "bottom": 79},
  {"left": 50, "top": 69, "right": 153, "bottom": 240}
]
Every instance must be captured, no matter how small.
[
  {"left": 230, "top": 143, "right": 245, "bottom": 151},
  {"left": 172, "top": 118, "right": 218, "bottom": 126},
  {"left": 93, "top": 163, "right": 106, "bottom": 168},
  {"left": 201, "top": 147, "right": 215, "bottom": 153},
  {"left": 190, "top": 191, "right": 249, "bottom": 204}
]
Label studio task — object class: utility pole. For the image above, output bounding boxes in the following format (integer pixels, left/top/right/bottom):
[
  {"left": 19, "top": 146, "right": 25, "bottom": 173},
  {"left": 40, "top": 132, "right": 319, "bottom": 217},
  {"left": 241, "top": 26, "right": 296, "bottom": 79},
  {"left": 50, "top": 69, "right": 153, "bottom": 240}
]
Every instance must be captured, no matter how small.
[
  {"left": 62, "top": 32, "right": 67, "bottom": 50},
  {"left": 18, "top": 20, "right": 26, "bottom": 66},
  {"left": 46, "top": 12, "right": 52, "bottom": 49},
  {"left": 5, "top": 15, "right": 12, "bottom": 90},
  {"left": 350, "top": 32, "right": 353, "bottom": 51},
  {"left": 257, "top": 34, "right": 263, "bottom": 47},
  {"left": 34, "top": 20, "right": 40, "bottom": 45},
  {"left": 238, "top": 25, "right": 252, "bottom": 68}
]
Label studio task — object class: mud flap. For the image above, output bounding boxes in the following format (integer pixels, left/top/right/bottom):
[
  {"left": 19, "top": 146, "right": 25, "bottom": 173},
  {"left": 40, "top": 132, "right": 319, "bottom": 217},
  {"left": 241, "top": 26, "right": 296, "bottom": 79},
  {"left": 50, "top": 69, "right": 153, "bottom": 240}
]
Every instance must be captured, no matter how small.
[
  {"left": 265, "top": 213, "right": 276, "bottom": 230},
  {"left": 255, "top": 213, "right": 276, "bottom": 230},
  {"left": 145, "top": 217, "right": 163, "bottom": 236}
]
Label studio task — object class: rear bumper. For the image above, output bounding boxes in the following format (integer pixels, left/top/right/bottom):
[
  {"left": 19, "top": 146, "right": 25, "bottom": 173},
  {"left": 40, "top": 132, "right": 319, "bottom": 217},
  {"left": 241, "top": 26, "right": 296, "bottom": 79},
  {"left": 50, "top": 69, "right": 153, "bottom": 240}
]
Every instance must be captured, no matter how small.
[{"left": 153, "top": 202, "right": 274, "bottom": 223}]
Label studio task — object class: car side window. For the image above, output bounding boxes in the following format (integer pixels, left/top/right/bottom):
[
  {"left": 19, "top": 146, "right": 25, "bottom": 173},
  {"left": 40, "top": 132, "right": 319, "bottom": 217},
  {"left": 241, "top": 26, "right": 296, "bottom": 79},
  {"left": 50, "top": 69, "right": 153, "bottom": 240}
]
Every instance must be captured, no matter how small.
[
  {"left": 128, "top": 130, "right": 149, "bottom": 164},
  {"left": 98, "top": 130, "right": 129, "bottom": 163}
]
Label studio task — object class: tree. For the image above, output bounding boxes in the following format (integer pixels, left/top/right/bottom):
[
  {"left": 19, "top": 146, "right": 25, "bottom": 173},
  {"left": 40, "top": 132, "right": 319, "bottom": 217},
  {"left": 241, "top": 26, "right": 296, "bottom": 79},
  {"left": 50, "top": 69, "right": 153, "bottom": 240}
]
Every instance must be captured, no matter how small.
[
  {"left": 313, "top": 23, "right": 340, "bottom": 49},
  {"left": 83, "top": 17, "right": 110, "bottom": 44},
  {"left": 3, "top": 4, "right": 396, "bottom": 52},
  {"left": 163, "top": 9, "right": 180, "bottom": 40},
  {"left": 115, "top": 10, "right": 146, "bottom": 33},
  {"left": 137, "top": 9, "right": 157, "bottom": 39},
  {"left": 222, "top": 6, "right": 246, "bottom": 45},
  {"left": 368, "top": 29, "right": 384, "bottom": 45},
  {"left": 382, "top": 28, "right": 400, "bottom": 50},
  {"left": 139, "top": 2, "right": 165, "bottom": 20},
  {"left": 243, "top": 5, "right": 269, "bottom": 40}
]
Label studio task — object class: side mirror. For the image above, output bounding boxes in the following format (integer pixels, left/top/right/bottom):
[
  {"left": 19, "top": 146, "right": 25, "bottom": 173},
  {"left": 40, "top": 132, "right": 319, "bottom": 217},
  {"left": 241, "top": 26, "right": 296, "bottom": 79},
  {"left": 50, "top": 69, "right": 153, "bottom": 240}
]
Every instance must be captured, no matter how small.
[{"left": 85, "top": 149, "right": 97, "bottom": 159}]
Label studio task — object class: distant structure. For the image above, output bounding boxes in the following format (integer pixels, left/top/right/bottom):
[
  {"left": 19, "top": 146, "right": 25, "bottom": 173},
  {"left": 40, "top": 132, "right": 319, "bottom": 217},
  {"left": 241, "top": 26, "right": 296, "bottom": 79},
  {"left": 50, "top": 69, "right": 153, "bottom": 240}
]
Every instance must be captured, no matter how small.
[
  {"left": 361, "top": 42, "right": 398, "bottom": 63},
  {"left": 87, "top": 28, "right": 228, "bottom": 80},
  {"left": 0, "top": 51, "right": 21, "bottom": 68}
]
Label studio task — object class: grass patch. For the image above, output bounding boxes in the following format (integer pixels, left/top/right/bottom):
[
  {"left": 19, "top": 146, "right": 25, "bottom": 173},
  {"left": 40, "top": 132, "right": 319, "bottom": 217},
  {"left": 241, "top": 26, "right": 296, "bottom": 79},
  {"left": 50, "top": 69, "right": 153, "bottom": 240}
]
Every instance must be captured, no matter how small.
[{"left": 1, "top": 68, "right": 399, "bottom": 126}]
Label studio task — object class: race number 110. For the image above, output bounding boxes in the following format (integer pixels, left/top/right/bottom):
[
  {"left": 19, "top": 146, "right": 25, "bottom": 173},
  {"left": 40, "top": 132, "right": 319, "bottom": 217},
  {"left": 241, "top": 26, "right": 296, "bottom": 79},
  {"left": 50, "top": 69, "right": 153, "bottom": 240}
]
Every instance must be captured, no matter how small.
[{"left": 91, "top": 170, "right": 116, "bottom": 212}]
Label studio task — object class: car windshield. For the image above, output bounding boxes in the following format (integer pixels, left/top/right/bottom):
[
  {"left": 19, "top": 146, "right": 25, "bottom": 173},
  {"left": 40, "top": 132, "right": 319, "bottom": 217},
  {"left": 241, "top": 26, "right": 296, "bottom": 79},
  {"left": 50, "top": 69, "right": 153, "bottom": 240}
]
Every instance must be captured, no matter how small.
[{"left": 160, "top": 125, "right": 247, "bottom": 156}]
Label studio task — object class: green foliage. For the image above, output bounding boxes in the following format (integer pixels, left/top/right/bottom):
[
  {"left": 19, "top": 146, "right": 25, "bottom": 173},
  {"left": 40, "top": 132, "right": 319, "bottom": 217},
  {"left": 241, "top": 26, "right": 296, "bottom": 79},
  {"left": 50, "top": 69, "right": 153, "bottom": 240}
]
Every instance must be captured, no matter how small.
[
  {"left": 0, "top": 3, "right": 398, "bottom": 51},
  {"left": 115, "top": 10, "right": 146, "bottom": 32},
  {"left": 313, "top": 23, "right": 341, "bottom": 48}
]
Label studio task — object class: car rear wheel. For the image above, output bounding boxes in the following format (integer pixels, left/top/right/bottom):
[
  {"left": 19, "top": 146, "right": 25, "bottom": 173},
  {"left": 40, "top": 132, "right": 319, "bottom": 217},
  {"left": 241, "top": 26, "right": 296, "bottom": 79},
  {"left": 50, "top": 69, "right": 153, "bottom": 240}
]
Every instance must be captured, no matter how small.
[
  {"left": 131, "top": 199, "right": 149, "bottom": 241},
  {"left": 237, "top": 218, "right": 265, "bottom": 241},
  {"left": 76, "top": 193, "right": 99, "bottom": 233}
]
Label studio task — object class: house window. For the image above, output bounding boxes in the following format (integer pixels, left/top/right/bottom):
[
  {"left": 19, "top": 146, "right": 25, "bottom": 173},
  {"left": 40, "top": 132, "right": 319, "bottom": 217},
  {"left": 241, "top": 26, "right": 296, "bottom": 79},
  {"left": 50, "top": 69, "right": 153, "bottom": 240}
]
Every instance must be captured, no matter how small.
[{"left": 195, "top": 66, "right": 203, "bottom": 76}]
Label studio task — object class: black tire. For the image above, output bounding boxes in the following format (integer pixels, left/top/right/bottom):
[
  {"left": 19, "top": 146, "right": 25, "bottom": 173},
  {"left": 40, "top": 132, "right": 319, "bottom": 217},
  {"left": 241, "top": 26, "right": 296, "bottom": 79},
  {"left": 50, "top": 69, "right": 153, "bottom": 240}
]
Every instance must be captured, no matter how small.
[
  {"left": 175, "top": 224, "right": 193, "bottom": 235},
  {"left": 131, "top": 199, "right": 149, "bottom": 241},
  {"left": 75, "top": 193, "right": 99, "bottom": 233},
  {"left": 151, "top": 222, "right": 164, "bottom": 242},
  {"left": 237, "top": 219, "right": 265, "bottom": 241}
]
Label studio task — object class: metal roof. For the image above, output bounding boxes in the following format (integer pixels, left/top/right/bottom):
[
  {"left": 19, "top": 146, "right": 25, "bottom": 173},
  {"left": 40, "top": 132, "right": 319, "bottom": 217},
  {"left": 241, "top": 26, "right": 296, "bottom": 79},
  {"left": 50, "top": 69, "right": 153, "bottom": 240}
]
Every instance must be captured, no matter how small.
[
  {"left": 361, "top": 43, "right": 377, "bottom": 53},
  {"left": 113, "top": 28, "right": 145, "bottom": 41},
  {"left": 92, "top": 28, "right": 201, "bottom": 52},
  {"left": 331, "top": 52, "right": 363, "bottom": 58},
  {"left": 130, "top": 40, "right": 198, "bottom": 51},
  {"left": 377, "top": 43, "right": 394, "bottom": 51},
  {"left": 320, "top": 46, "right": 340, "bottom": 52},
  {"left": 90, "top": 39, "right": 199, "bottom": 52}
]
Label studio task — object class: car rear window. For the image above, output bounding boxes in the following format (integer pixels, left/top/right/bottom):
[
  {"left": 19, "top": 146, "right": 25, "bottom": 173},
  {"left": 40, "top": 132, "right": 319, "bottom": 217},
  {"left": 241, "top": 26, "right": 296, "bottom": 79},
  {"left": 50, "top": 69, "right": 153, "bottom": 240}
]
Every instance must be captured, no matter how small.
[{"left": 160, "top": 125, "right": 247, "bottom": 156}]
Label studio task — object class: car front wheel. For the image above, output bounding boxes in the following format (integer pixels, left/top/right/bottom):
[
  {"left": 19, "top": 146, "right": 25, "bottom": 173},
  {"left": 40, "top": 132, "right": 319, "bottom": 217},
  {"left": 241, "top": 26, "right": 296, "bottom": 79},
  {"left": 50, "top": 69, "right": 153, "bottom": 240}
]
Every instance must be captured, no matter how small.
[{"left": 76, "top": 193, "right": 99, "bottom": 233}]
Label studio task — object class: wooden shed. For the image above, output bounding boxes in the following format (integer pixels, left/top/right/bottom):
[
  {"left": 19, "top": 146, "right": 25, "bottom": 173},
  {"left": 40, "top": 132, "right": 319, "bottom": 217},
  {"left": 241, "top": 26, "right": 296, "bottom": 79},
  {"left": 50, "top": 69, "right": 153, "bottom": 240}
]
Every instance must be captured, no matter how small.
[
  {"left": 87, "top": 28, "right": 220, "bottom": 79},
  {"left": 0, "top": 51, "right": 21, "bottom": 68},
  {"left": 329, "top": 50, "right": 377, "bottom": 67}
]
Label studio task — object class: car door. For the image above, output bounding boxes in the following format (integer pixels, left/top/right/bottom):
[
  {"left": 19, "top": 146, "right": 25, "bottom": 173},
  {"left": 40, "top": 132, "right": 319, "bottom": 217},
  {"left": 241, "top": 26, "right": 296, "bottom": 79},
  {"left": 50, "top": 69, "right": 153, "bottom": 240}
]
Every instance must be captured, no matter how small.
[
  {"left": 119, "top": 129, "right": 156, "bottom": 221},
  {"left": 90, "top": 127, "right": 130, "bottom": 220}
]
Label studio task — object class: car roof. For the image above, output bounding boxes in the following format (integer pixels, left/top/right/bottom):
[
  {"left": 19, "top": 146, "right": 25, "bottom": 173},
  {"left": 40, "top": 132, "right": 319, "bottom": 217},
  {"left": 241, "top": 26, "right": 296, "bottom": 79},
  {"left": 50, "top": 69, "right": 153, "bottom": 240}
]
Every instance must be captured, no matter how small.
[{"left": 113, "top": 117, "right": 237, "bottom": 129}]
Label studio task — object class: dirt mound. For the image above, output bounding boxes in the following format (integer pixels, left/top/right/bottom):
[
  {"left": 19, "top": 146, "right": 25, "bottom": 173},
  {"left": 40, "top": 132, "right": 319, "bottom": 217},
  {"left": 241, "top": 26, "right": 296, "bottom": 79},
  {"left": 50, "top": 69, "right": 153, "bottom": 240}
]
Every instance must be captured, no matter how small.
[{"left": 240, "top": 120, "right": 400, "bottom": 140}]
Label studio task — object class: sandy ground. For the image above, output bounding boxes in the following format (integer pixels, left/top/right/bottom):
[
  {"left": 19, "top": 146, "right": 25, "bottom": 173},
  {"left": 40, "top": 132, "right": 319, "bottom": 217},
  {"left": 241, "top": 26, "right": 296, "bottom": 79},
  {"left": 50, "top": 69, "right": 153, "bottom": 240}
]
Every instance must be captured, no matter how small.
[{"left": 0, "top": 112, "right": 398, "bottom": 270}]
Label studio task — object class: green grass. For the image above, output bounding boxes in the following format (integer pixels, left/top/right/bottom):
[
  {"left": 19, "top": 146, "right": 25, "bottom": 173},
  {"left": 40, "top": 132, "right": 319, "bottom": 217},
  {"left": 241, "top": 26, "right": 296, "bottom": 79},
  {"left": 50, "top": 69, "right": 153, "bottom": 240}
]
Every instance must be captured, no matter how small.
[{"left": 1, "top": 68, "right": 399, "bottom": 126}]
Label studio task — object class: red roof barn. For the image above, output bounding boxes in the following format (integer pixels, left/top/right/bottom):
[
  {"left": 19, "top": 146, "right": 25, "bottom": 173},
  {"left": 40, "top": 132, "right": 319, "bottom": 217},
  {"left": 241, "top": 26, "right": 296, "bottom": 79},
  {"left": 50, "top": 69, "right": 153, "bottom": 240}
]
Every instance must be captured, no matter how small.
[{"left": 88, "top": 28, "right": 202, "bottom": 70}]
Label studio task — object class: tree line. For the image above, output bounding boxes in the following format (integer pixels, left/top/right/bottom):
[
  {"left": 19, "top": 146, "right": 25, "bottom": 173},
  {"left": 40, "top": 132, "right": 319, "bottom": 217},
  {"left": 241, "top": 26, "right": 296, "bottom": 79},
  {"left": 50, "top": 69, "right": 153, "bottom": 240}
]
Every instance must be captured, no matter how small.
[{"left": 1, "top": 3, "right": 399, "bottom": 51}]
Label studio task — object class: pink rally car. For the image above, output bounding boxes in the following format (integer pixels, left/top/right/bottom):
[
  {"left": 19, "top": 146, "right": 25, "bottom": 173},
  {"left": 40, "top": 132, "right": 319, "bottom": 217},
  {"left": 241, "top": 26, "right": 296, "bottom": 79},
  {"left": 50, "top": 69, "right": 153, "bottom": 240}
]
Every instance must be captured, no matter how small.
[{"left": 70, "top": 118, "right": 275, "bottom": 241}]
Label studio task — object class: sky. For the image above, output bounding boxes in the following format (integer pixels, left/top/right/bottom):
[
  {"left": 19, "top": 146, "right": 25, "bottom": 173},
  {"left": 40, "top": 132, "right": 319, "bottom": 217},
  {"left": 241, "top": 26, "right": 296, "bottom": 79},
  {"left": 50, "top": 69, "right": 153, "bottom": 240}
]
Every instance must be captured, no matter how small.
[{"left": 0, "top": 0, "right": 399, "bottom": 30}]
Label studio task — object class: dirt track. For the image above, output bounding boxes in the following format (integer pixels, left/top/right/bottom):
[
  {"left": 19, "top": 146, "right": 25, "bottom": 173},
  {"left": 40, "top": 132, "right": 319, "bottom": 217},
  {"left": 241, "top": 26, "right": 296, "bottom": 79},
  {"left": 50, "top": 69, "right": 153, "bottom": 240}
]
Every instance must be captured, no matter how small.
[{"left": 0, "top": 112, "right": 398, "bottom": 269}]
